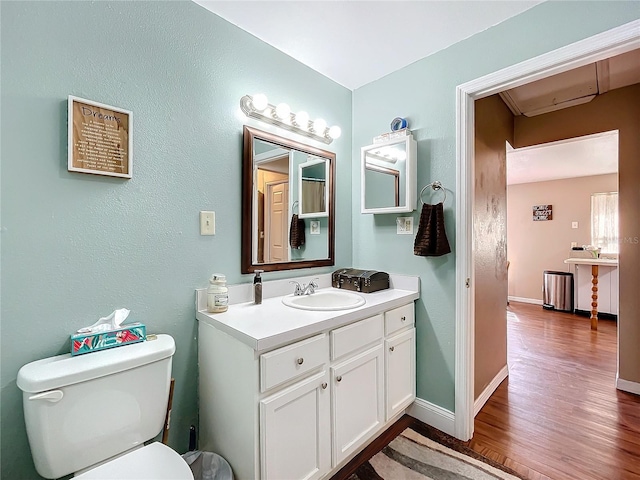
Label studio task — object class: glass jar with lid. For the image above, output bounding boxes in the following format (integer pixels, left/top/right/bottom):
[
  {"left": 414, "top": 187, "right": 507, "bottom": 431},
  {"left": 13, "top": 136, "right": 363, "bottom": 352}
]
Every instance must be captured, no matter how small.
[{"left": 207, "top": 274, "right": 228, "bottom": 313}]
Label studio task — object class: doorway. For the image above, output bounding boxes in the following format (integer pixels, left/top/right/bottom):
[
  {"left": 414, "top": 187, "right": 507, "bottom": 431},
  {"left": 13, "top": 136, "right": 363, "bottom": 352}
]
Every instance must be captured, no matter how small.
[{"left": 454, "top": 20, "right": 640, "bottom": 441}]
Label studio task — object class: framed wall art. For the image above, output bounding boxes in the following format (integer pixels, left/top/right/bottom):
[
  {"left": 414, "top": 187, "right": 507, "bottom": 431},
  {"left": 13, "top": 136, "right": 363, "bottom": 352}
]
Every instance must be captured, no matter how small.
[
  {"left": 68, "top": 96, "right": 132, "bottom": 178},
  {"left": 533, "top": 204, "right": 552, "bottom": 221}
]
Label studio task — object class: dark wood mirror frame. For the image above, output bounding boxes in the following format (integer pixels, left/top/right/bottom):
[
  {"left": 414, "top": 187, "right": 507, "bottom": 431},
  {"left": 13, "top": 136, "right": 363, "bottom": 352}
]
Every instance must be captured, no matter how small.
[{"left": 242, "top": 126, "right": 336, "bottom": 274}]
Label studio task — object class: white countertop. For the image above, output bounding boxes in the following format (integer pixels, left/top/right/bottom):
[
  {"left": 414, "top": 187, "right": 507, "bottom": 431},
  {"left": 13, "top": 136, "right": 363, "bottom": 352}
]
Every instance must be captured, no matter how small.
[
  {"left": 196, "top": 273, "right": 419, "bottom": 352},
  {"left": 564, "top": 258, "right": 618, "bottom": 266}
]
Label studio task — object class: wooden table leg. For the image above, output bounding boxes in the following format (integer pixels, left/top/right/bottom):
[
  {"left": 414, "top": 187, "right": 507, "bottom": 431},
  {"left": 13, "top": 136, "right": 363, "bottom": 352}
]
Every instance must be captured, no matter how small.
[{"left": 591, "top": 264, "right": 599, "bottom": 331}]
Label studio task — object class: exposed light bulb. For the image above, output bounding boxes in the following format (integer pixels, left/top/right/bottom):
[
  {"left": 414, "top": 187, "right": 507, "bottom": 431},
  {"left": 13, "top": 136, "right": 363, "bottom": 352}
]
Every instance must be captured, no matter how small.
[
  {"left": 295, "top": 111, "right": 309, "bottom": 129},
  {"left": 252, "top": 93, "right": 268, "bottom": 111},
  {"left": 396, "top": 150, "right": 407, "bottom": 161},
  {"left": 313, "top": 118, "right": 327, "bottom": 134},
  {"left": 328, "top": 125, "right": 342, "bottom": 139},
  {"left": 275, "top": 103, "right": 291, "bottom": 120}
]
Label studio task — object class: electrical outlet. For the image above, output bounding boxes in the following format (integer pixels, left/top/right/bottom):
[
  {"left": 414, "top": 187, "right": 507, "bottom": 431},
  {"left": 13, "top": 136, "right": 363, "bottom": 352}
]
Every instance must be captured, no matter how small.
[
  {"left": 200, "top": 211, "right": 215, "bottom": 235},
  {"left": 396, "top": 217, "right": 413, "bottom": 235}
]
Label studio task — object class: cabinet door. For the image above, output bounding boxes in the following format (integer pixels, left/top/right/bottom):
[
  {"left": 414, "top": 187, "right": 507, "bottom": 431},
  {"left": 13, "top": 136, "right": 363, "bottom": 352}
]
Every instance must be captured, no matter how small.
[
  {"left": 576, "top": 265, "right": 592, "bottom": 311},
  {"left": 331, "top": 344, "right": 384, "bottom": 466},
  {"left": 610, "top": 267, "right": 619, "bottom": 315},
  {"left": 597, "top": 266, "right": 613, "bottom": 314},
  {"left": 385, "top": 328, "right": 416, "bottom": 420},
  {"left": 260, "top": 370, "right": 330, "bottom": 480}
]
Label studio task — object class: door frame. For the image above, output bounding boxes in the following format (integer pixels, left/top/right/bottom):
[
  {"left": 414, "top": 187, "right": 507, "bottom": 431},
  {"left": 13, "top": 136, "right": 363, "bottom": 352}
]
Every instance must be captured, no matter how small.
[{"left": 454, "top": 19, "right": 640, "bottom": 441}]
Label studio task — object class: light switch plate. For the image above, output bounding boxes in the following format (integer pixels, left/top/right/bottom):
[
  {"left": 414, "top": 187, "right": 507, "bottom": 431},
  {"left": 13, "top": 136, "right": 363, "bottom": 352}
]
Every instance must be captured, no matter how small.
[
  {"left": 310, "top": 221, "right": 320, "bottom": 235},
  {"left": 572, "top": 221, "right": 579, "bottom": 229},
  {"left": 200, "top": 211, "right": 215, "bottom": 235},
  {"left": 397, "top": 217, "right": 413, "bottom": 235}
]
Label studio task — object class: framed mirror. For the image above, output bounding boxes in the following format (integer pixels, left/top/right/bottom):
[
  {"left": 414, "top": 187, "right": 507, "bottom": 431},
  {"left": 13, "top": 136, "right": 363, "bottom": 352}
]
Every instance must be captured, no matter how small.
[
  {"left": 298, "top": 158, "right": 329, "bottom": 218},
  {"left": 242, "top": 126, "right": 335, "bottom": 273},
  {"left": 361, "top": 134, "right": 417, "bottom": 214}
]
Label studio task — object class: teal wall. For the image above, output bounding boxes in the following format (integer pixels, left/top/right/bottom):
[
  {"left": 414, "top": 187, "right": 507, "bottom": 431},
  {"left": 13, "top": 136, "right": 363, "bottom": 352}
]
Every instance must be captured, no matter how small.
[
  {"left": 0, "top": 1, "right": 351, "bottom": 478},
  {"left": 352, "top": 1, "right": 639, "bottom": 410}
]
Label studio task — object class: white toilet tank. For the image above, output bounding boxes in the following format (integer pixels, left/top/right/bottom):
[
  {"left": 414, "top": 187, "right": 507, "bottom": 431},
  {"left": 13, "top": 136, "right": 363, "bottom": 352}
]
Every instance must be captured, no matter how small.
[{"left": 17, "top": 334, "right": 175, "bottom": 479}]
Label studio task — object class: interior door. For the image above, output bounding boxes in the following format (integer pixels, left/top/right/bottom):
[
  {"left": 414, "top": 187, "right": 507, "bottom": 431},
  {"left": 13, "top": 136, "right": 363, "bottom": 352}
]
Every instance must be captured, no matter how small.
[{"left": 265, "top": 180, "right": 289, "bottom": 263}]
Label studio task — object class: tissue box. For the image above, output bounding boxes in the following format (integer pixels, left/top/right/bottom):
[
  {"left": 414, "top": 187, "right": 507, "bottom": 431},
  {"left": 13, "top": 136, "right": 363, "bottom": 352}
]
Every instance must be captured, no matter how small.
[{"left": 71, "top": 323, "right": 146, "bottom": 356}]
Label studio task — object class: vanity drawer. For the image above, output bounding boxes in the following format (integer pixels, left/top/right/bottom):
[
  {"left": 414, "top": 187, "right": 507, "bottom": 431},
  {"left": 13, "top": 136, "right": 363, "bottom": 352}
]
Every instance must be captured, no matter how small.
[
  {"left": 260, "top": 334, "right": 328, "bottom": 393},
  {"left": 331, "top": 314, "right": 383, "bottom": 361},
  {"left": 384, "top": 304, "right": 414, "bottom": 336}
]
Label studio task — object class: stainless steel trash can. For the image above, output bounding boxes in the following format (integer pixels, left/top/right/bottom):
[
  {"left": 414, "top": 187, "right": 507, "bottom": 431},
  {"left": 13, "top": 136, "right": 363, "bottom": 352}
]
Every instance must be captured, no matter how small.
[{"left": 542, "top": 271, "right": 573, "bottom": 312}]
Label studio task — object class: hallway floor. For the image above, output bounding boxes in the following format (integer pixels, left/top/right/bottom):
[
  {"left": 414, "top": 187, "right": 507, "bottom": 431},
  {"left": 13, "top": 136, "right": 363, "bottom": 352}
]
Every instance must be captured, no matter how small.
[{"left": 468, "top": 302, "right": 640, "bottom": 479}]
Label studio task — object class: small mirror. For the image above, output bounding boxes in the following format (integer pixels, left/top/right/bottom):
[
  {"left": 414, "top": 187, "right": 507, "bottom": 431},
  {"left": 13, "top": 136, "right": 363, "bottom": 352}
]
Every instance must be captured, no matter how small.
[
  {"left": 299, "top": 158, "right": 329, "bottom": 218},
  {"left": 242, "top": 126, "right": 335, "bottom": 274},
  {"left": 361, "top": 134, "right": 416, "bottom": 214}
]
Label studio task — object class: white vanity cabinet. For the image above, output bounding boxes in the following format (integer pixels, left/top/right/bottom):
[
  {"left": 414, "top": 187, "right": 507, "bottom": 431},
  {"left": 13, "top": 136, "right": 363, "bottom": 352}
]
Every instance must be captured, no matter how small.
[{"left": 198, "top": 300, "right": 416, "bottom": 480}]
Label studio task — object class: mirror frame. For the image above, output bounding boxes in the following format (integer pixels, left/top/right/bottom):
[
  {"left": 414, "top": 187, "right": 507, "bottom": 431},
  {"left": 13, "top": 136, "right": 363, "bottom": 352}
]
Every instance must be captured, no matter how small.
[
  {"left": 361, "top": 134, "right": 417, "bottom": 214},
  {"left": 298, "top": 157, "right": 330, "bottom": 219},
  {"left": 242, "top": 126, "right": 336, "bottom": 274}
]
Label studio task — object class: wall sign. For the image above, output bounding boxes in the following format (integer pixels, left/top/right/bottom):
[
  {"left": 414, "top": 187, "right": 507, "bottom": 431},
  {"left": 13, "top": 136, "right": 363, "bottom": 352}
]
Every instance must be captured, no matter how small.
[
  {"left": 533, "top": 204, "right": 552, "bottom": 221},
  {"left": 68, "top": 96, "right": 132, "bottom": 178}
]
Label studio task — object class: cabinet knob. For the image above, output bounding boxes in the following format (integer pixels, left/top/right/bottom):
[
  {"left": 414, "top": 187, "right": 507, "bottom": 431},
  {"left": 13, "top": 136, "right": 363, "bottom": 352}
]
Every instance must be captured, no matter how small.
[
  {"left": 336, "top": 375, "right": 342, "bottom": 382},
  {"left": 321, "top": 382, "right": 328, "bottom": 389},
  {"left": 401, "top": 316, "right": 406, "bottom": 321},
  {"left": 389, "top": 346, "right": 395, "bottom": 352},
  {"left": 296, "top": 357, "right": 304, "bottom": 365}
]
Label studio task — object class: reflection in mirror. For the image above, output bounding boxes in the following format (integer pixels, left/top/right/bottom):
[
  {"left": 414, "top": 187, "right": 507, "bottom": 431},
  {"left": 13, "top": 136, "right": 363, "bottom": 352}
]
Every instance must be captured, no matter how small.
[
  {"left": 299, "top": 158, "right": 329, "bottom": 218},
  {"left": 242, "top": 126, "right": 335, "bottom": 274},
  {"left": 361, "top": 134, "right": 416, "bottom": 214}
]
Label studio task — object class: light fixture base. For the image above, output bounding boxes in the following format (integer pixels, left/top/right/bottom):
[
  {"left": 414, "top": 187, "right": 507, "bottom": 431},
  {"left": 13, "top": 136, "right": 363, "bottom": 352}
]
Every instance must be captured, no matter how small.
[{"left": 240, "top": 95, "right": 335, "bottom": 144}]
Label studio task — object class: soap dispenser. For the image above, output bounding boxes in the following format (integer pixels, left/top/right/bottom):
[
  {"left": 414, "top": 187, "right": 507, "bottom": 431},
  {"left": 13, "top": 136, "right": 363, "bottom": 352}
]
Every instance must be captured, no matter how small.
[{"left": 254, "top": 270, "right": 264, "bottom": 305}]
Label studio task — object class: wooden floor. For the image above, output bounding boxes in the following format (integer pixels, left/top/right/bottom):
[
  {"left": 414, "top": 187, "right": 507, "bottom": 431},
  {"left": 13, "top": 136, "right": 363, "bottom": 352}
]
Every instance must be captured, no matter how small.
[{"left": 468, "top": 302, "right": 640, "bottom": 480}]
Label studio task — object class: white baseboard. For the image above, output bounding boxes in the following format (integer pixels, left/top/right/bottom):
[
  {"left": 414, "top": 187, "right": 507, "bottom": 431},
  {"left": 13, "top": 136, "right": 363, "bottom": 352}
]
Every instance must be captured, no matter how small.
[
  {"left": 616, "top": 377, "right": 640, "bottom": 396},
  {"left": 407, "top": 397, "right": 455, "bottom": 437},
  {"left": 474, "top": 365, "right": 509, "bottom": 417},
  {"left": 508, "top": 296, "right": 542, "bottom": 305}
]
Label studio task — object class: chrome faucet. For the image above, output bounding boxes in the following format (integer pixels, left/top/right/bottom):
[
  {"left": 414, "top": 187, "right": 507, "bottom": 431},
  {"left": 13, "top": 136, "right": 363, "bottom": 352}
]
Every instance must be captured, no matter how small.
[{"left": 290, "top": 279, "right": 319, "bottom": 296}]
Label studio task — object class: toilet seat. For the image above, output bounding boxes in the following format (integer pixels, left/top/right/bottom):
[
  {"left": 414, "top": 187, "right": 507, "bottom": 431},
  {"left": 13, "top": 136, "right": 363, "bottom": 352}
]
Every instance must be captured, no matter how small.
[{"left": 75, "top": 442, "right": 194, "bottom": 480}]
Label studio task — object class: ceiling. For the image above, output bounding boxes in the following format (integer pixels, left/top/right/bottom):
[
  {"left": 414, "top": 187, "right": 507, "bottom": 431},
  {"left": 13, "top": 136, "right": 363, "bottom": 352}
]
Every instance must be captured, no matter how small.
[
  {"left": 507, "top": 131, "right": 619, "bottom": 186},
  {"left": 193, "top": 0, "right": 543, "bottom": 90}
]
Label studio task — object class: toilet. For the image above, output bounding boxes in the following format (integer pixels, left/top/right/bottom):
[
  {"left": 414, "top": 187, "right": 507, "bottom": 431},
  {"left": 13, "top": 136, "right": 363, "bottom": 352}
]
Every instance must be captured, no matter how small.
[{"left": 17, "top": 334, "right": 193, "bottom": 480}]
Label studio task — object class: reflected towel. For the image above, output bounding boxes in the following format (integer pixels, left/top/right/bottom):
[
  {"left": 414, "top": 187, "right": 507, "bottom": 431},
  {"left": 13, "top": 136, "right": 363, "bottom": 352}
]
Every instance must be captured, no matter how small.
[
  {"left": 289, "top": 214, "right": 306, "bottom": 249},
  {"left": 414, "top": 202, "right": 451, "bottom": 257}
]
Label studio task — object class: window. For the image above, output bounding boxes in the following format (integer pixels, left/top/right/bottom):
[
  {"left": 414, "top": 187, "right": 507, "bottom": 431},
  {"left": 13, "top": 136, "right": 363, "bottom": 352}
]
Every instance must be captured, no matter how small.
[{"left": 591, "top": 192, "right": 618, "bottom": 254}]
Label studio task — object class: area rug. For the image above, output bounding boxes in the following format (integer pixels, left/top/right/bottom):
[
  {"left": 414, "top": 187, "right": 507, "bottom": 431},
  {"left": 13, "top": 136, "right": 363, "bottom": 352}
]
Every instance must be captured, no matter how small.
[{"left": 348, "top": 427, "right": 521, "bottom": 480}]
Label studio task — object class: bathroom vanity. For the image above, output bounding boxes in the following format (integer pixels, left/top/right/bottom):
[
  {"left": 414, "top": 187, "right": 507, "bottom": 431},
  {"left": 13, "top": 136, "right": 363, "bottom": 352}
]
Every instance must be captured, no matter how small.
[{"left": 196, "top": 273, "right": 419, "bottom": 480}]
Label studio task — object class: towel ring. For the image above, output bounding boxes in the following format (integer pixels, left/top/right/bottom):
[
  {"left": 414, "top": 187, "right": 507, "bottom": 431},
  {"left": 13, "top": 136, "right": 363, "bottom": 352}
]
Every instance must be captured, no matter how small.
[
  {"left": 419, "top": 181, "right": 447, "bottom": 206},
  {"left": 292, "top": 200, "right": 299, "bottom": 212}
]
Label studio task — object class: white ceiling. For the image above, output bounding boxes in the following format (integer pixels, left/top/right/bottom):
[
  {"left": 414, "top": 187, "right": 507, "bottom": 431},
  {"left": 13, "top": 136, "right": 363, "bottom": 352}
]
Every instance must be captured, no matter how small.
[
  {"left": 506, "top": 131, "right": 619, "bottom": 186},
  {"left": 193, "top": 0, "right": 543, "bottom": 90}
]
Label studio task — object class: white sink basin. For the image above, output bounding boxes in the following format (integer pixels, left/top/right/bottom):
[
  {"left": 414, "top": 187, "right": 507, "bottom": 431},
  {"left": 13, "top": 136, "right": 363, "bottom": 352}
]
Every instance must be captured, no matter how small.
[{"left": 281, "top": 289, "right": 366, "bottom": 311}]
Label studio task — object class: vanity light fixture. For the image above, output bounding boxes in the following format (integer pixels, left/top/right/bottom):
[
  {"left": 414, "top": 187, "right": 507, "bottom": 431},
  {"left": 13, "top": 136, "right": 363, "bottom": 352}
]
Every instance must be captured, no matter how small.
[{"left": 240, "top": 94, "right": 341, "bottom": 144}]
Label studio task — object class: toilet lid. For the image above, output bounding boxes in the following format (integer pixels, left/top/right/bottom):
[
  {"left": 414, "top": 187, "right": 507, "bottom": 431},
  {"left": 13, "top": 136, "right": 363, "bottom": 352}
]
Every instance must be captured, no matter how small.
[{"left": 75, "top": 442, "right": 194, "bottom": 480}]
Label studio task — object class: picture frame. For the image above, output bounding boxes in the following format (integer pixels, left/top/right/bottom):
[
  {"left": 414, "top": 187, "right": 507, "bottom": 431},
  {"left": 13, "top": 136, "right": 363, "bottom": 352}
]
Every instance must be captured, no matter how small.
[
  {"left": 532, "top": 204, "right": 552, "bottom": 221},
  {"left": 68, "top": 95, "right": 133, "bottom": 178}
]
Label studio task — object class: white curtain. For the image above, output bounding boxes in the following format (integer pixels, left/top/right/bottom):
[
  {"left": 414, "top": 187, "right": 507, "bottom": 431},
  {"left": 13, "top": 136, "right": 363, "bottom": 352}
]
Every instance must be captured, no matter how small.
[{"left": 591, "top": 192, "right": 618, "bottom": 254}]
